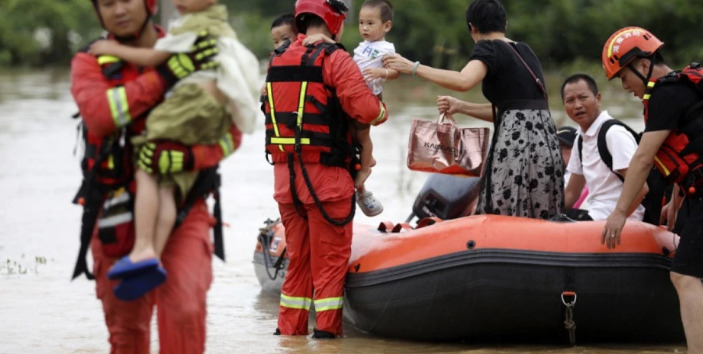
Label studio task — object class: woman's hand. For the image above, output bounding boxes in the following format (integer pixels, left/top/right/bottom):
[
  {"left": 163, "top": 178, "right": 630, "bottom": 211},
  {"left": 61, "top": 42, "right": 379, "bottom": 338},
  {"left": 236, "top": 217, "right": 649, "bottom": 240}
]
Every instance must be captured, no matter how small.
[
  {"left": 601, "top": 210, "right": 627, "bottom": 249},
  {"left": 437, "top": 95, "right": 463, "bottom": 116},
  {"left": 382, "top": 54, "right": 415, "bottom": 75}
]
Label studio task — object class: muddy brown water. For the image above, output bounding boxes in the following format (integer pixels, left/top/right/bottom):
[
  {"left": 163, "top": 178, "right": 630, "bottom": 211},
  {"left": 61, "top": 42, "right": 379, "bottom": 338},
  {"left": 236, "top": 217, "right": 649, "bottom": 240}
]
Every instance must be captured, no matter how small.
[{"left": 0, "top": 71, "right": 684, "bottom": 353}]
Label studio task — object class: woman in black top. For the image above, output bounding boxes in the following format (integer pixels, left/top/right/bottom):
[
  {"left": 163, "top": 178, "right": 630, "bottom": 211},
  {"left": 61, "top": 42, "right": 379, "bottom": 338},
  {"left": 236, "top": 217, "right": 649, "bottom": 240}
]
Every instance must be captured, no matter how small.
[{"left": 383, "top": 0, "right": 563, "bottom": 219}]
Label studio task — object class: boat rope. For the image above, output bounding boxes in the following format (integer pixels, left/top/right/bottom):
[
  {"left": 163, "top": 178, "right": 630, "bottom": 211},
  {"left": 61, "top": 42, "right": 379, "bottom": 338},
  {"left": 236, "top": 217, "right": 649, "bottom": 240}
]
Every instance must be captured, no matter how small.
[{"left": 561, "top": 291, "right": 577, "bottom": 346}]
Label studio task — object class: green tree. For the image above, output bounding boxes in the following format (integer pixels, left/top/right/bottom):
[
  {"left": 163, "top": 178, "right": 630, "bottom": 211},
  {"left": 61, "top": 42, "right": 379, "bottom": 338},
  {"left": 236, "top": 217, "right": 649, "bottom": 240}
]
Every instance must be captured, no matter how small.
[
  {"left": 3, "top": 0, "right": 703, "bottom": 69},
  {"left": 0, "top": 0, "right": 99, "bottom": 67}
]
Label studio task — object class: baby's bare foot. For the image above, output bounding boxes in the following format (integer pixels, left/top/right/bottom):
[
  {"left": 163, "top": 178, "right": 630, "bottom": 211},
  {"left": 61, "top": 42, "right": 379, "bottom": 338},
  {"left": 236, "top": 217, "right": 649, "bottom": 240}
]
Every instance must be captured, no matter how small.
[{"left": 129, "top": 247, "right": 159, "bottom": 264}]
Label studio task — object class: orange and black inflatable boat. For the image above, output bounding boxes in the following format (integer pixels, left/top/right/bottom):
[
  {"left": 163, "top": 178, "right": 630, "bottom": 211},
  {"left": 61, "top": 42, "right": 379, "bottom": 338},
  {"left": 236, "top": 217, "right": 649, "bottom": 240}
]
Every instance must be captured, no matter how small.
[{"left": 254, "top": 175, "right": 684, "bottom": 343}]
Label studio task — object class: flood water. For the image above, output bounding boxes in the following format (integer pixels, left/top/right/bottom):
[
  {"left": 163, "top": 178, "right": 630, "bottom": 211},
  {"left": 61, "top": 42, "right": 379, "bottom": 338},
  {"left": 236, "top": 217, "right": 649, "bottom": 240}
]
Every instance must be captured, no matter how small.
[{"left": 0, "top": 70, "right": 686, "bottom": 353}]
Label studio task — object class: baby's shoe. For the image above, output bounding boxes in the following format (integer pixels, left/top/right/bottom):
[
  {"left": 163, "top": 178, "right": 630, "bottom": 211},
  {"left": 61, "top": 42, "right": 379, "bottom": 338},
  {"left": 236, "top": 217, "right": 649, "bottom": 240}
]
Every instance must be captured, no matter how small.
[{"left": 357, "top": 190, "right": 384, "bottom": 217}]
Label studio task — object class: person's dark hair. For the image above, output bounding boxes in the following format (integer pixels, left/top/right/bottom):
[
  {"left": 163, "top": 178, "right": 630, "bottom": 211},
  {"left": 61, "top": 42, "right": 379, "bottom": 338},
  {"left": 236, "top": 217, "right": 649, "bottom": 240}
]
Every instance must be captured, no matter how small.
[
  {"left": 465, "top": 0, "right": 507, "bottom": 34},
  {"left": 627, "top": 52, "right": 665, "bottom": 77},
  {"left": 297, "top": 14, "right": 327, "bottom": 35},
  {"left": 651, "top": 51, "right": 665, "bottom": 65},
  {"left": 272, "top": 13, "right": 296, "bottom": 32},
  {"left": 560, "top": 73, "right": 599, "bottom": 102},
  {"left": 362, "top": 0, "right": 394, "bottom": 23}
]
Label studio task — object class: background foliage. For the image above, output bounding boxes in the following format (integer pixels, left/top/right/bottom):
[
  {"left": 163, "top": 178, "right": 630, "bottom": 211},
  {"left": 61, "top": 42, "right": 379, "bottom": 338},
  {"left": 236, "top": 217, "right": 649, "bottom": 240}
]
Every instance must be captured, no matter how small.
[{"left": 2, "top": 0, "right": 702, "bottom": 70}]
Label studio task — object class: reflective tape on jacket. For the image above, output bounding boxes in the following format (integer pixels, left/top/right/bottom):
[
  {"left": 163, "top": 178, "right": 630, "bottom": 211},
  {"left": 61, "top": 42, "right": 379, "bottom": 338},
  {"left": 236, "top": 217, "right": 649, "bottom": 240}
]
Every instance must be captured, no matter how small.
[
  {"left": 370, "top": 102, "right": 387, "bottom": 126},
  {"left": 218, "top": 132, "right": 236, "bottom": 157},
  {"left": 107, "top": 86, "right": 132, "bottom": 128}
]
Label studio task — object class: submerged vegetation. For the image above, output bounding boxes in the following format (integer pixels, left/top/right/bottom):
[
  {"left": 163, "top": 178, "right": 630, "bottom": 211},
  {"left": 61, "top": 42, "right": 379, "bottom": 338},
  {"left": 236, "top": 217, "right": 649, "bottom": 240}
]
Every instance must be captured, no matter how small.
[{"left": 1, "top": 256, "right": 48, "bottom": 276}]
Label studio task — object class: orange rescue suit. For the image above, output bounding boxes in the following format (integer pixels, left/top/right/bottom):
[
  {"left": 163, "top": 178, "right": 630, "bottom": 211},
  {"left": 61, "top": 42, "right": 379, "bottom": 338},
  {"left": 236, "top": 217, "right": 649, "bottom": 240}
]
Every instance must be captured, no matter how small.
[
  {"left": 70, "top": 26, "right": 241, "bottom": 353},
  {"left": 263, "top": 34, "right": 387, "bottom": 336}
]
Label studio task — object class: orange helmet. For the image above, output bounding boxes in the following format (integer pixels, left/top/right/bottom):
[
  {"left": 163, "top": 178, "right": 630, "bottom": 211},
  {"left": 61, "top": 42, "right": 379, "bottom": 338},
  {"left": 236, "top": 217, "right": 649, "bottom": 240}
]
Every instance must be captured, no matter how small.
[
  {"left": 602, "top": 27, "right": 664, "bottom": 80},
  {"left": 295, "top": 0, "right": 348, "bottom": 36}
]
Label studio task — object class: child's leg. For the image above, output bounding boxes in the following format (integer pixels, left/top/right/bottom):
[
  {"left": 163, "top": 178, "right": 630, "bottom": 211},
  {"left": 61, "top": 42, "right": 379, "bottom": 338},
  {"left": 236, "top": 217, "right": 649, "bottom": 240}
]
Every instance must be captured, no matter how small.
[
  {"left": 355, "top": 125, "right": 374, "bottom": 191},
  {"left": 132, "top": 169, "right": 159, "bottom": 262},
  {"left": 154, "top": 186, "right": 177, "bottom": 257}
]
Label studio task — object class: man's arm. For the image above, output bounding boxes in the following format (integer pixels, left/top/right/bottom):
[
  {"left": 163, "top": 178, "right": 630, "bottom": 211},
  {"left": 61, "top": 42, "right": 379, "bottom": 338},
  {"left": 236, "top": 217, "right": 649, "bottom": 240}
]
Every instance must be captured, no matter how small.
[
  {"left": 71, "top": 52, "right": 167, "bottom": 138},
  {"left": 327, "top": 51, "right": 388, "bottom": 126},
  {"left": 613, "top": 129, "right": 667, "bottom": 213},
  {"left": 661, "top": 184, "right": 684, "bottom": 230},
  {"left": 602, "top": 130, "right": 669, "bottom": 247},
  {"left": 617, "top": 168, "right": 649, "bottom": 216},
  {"left": 609, "top": 126, "right": 648, "bottom": 216}
]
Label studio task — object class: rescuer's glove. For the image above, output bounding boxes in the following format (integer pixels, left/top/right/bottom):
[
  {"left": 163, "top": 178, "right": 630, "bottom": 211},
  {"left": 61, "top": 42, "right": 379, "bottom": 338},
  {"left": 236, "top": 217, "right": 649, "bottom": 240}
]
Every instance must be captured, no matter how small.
[
  {"left": 137, "top": 141, "right": 194, "bottom": 175},
  {"left": 156, "top": 30, "right": 219, "bottom": 88}
]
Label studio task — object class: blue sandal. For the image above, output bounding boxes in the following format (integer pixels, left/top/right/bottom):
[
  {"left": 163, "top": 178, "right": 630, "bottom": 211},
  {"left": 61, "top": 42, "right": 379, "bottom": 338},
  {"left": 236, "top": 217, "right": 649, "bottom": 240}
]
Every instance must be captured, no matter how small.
[
  {"left": 113, "top": 265, "right": 167, "bottom": 301},
  {"left": 107, "top": 256, "right": 159, "bottom": 280}
]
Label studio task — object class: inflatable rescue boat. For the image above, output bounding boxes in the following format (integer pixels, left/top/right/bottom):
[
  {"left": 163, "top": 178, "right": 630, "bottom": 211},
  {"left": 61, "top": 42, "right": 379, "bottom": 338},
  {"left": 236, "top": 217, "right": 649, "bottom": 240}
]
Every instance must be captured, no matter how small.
[{"left": 253, "top": 175, "right": 684, "bottom": 343}]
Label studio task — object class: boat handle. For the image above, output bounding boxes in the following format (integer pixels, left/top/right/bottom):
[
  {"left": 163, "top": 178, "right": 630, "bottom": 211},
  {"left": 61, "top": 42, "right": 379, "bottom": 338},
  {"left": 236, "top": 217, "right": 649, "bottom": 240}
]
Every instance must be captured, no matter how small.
[{"left": 561, "top": 291, "right": 577, "bottom": 307}]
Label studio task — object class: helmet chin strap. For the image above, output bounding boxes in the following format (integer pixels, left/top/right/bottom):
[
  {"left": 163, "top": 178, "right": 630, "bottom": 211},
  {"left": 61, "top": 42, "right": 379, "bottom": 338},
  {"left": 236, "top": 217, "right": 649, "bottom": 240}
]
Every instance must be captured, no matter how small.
[{"left": 627, "top": 57, "right": 655, "bottom": 87}]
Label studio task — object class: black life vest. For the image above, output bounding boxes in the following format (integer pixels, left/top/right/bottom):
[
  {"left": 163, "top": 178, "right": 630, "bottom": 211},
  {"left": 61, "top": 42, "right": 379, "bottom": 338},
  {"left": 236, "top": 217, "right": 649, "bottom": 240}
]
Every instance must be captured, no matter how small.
[
  {"left": 262, "top": 41, "right": 354, "bottom": 168},
  {"left": 643, "top": 62, "right": 703, "bottom": 189}
]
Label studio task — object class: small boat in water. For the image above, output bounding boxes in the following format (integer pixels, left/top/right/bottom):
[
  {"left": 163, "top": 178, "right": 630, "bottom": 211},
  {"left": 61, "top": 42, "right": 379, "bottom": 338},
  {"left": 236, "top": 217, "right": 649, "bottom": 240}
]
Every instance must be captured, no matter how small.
[{"left": 253, "top": 174, "right": 684, "bottom": 344}]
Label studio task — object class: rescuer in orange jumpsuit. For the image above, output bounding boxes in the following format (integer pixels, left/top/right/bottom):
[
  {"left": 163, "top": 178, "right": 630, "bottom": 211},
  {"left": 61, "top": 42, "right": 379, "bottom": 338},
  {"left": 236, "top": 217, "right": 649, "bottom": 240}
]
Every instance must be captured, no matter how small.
[
  {"left": 71, "top": 0, "right": 242, "bottom": 352},
  {"left": 262, "top": 0, "right": 389, "bottom": 338}
]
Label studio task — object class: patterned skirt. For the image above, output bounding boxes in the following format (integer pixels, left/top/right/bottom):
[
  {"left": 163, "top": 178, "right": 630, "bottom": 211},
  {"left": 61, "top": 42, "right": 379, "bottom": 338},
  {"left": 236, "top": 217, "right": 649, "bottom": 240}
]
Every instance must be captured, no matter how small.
[{"left": 476, "top": 104, "right": 564, "bottom": 219}]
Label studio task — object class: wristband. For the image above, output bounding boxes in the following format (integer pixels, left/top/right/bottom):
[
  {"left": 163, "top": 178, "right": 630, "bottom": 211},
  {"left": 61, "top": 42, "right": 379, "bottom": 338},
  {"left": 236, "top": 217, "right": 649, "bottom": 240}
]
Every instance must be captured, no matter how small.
[{"left": 411, "top": 61, "right": 420, "bottom": 77}]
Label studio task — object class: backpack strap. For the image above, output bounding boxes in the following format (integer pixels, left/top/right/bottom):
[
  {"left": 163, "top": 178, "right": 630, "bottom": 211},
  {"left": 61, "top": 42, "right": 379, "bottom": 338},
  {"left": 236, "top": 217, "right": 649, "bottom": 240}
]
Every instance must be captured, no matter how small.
[
  {"left": 595, "top": 119, "right": 640, "bottom": 181},
  {"left": 576, "top": 134, "right": 583, "bottom": 169}
]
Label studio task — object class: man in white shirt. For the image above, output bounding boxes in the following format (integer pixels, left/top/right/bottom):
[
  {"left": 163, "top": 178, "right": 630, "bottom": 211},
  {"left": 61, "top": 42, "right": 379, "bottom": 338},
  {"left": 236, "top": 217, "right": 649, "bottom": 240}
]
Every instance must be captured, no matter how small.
[{"left": 561, "top": 73, "right": 647, "bottom": 221}]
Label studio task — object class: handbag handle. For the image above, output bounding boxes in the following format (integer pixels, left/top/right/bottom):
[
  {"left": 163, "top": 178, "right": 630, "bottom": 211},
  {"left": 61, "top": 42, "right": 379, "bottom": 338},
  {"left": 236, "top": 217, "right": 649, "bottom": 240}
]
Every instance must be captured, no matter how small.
[{"left": 437, "top": 113, "right": 457, "bottom": 124}]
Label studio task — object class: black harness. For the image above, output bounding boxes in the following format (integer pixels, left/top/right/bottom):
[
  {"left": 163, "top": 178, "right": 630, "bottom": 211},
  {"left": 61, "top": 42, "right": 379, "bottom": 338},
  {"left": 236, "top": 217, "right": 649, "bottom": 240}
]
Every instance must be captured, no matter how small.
[{"left": 262, "top": 42, "right": 359, "bottom": 226}]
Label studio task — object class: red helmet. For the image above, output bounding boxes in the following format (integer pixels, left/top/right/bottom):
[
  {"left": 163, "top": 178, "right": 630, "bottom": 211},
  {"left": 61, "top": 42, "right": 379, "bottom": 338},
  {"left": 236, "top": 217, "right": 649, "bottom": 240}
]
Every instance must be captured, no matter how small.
[
  {"left": 295, "top": 0, "right": 348, "bottom": 36},
  {"left": 602, "top": 26, "right": 664, "bottom": 80},
  {"left": 144, "top": 0, "right": 158, "bottom": 16}
]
